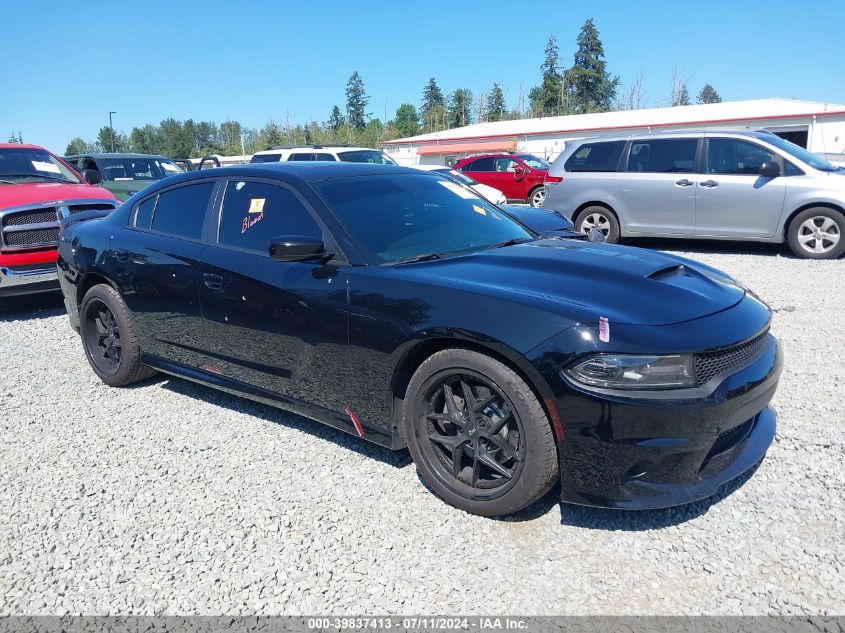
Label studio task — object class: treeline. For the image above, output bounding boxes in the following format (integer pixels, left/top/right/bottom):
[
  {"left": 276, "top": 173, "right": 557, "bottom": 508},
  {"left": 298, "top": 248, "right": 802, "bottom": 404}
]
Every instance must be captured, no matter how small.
[{"left": 64, "top": 18, "right": 722, "bottom": 159}]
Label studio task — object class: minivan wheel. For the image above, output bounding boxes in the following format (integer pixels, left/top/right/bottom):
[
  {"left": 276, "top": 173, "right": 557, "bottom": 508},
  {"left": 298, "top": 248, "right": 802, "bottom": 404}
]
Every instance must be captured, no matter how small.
[
  {"left": 529, "top": 186, "right": 546, "bottom": 208},
  {"left": 574, "top": 206, "right": 620, "bottom": 243},
  {"left": 80, "top": 284, "right": 157, "bottom": 387},
  {"left": 403, "top": 349, "right": 558, "bottom": 517},
  {"left": 787, "top": 208, "right": 845, "bottom": 259}
]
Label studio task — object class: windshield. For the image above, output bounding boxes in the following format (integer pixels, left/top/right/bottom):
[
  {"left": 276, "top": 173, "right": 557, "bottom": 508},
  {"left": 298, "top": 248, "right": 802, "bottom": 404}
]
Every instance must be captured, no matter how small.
[
  {"left": 0, "top": 147, "right": 81, "bottom": 184},
  {"left": 434, "top": 168, "right": 479, "bottom": 186},
  {"left": 337, "top": 150, "right": 397, "bottom": 165},
  {"left": 98, "top": 157, "right": 182, "bottom": 181},
  {"left": 762, "top": 135, "right": 838, "bottom": 171},
  {"left": 311, "top": 173, "right": 533, "bottom": 264},
  {"left": 516, "top": 154, "right": 550, "bottom": 170}
]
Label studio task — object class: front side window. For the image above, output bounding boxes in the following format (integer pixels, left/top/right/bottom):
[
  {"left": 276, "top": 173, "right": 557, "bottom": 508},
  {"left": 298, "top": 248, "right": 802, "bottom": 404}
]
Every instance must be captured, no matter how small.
[
  {"left": 494, "top": 158, "right": 520, "bottom": 172},
  {"left": 218, "top": 180, "right": 322, "bottom": 254},
  {"left": 336, "top": 150, "right": 396, "bottom": 165},
  {"left": 707, "top": 139, "right": 777, "bottom": 175},
  {"left": 150, "top": 182, "right": 214, "bottom": 239},
  {"left": 564, "top": 141, "right": 625, "bottom": 172},
  {"left": 0, "top": 147, "right": 81, "bottom": 183},
  {"left": 311, "top": 173, "right": 533, "bottom": 265},
  {"left": 627, "top": 139, "right": 698, "bottom": 173}
]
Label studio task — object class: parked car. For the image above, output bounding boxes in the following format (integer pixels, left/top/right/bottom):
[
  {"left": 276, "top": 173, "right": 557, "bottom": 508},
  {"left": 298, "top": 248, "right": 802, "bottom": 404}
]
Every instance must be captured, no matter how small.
[
  {"left": 453, "top": 153, "right": 550, "bottom": 207},
  {"left": 57, "top": 163, "right": 781, "bottom": 516},
  {"left": 0, "top": 143, "right": 117, "bottom": 298},
  {"left": 543, "top": 129, "right": 845, "bottom": 259},
  {"left": 412, "top": 164, "right": 507, "bottom": 205},
  {"left": 251, "top": 145, "right": 397, "bottom": 165},
  {"left": 64, "top": 153, "right": 184, "bottom": 201}
]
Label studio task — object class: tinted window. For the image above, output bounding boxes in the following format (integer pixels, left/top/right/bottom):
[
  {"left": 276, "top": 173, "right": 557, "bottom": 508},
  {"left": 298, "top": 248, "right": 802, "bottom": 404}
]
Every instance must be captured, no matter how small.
[
  {"left": 707, "top": 139, "right": 777, "bottom": 175},
  {"left": 462, "top": 157, "right": 495, "bottom": 172},
  {"left": 564, "top": 141, "right": 625, "bottom": 172},
  {"left": 134, "top": 196, "right": 156, "bottom": 228},
  {"left": 626, "top": 139, "right": 698, "bottom": 173},
  {"left": 784, "top": 161, "right": 804, "bottom": 176},
  {"left": 250, "top": 153, "right": 283, "bottom": 163},
  {"left": 99, "top": 157, "right": 180, "bottom": 181},
  {"left": 218, "top": 180, "right": 321, "bottom": 254},
  {"left": 150, "top": 182, "right": 214, "bottom": 239},
  {"left": 311, "top": 174, "right": 532, "bottom": 265},
  {"left": 287, "top": 152, "right": 337, "bottom": 161},
  {"left": 336, "top": 150, "right": 396, "bottom": 165}
]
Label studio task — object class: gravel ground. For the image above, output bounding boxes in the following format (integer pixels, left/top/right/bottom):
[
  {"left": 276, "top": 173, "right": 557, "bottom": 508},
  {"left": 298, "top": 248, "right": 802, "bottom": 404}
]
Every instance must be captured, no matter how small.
[{"left": 0, "top": 240, "right": 843, "bottom": 616}]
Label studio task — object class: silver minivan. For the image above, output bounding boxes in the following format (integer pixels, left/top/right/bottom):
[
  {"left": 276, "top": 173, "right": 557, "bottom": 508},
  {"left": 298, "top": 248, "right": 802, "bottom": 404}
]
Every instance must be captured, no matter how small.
[{"left": 543, "top": 129, "right": 845, "bottom": 259}]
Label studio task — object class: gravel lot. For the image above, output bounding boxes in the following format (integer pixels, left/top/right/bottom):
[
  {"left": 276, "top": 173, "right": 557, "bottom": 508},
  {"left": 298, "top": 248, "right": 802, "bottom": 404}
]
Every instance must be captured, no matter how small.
[{"left": 1, "top": 240, "right": 843, "bottom": 616}]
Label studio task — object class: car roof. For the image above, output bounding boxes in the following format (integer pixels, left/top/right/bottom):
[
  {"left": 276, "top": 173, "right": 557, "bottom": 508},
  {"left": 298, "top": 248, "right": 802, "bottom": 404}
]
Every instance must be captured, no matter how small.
[
  {"left": 252, "top": 146, "right": 383, "bottom": 155},
  {"left": 0, "top": 143, "right": 48, "bottom": 151},
  {"left": 64, "top": 152, "right": 171, "bottom": 160},
  {"left": 568, "top": 127, "right": 778, "bottom": 144}
]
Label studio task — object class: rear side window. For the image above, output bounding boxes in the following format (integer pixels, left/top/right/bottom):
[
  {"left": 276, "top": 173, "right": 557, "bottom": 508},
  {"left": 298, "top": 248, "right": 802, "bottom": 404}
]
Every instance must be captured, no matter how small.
[
  {"left": 627, "top": 138, "right": 698, "bottom": 173},
  {"left": 565, "top": 141, "right": 625, "bottom": 172},
  {"left": 707, "top": 139, "right": 777, "bottom": 175},
  {"left": 134, "top": 196, "right": 157, "bottom": 228},
  {"left": 461, "top": 157, "right": 495, "bottom": 172},
  {"left": 250, "top": 153, "right": 282, "bottom": 163},
  {"left": 287, "top": 153, "right": 336, "bottom": 161},
  {"left": 218, "top": 180, "right": 322, "bottom": 254},
  {"left": 150, "top": 182, "right": 214, "bottom": 239}
]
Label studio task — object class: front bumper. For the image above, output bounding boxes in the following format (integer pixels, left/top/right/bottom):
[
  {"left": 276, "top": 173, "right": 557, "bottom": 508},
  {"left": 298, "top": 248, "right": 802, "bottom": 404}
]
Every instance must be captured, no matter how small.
[
  {"left": 0, "top": 264, "right": 59, "bottom": 297},
  {"left": 555, "top": 335, "right": 782, "bottom": 509}
]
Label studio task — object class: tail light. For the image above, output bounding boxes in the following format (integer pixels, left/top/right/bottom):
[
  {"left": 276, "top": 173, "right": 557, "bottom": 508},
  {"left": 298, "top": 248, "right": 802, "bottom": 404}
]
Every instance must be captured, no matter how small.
[{"left": 545, "top": 175, "right": 563, "bottom": 183}]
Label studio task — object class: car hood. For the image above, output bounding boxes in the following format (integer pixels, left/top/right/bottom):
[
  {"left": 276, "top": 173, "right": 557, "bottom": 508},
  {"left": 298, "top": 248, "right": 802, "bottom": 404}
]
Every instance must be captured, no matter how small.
[
  {"left": 0, "top": 182, "right": 115, "bottom": 209},
  {"left": 402, "top": 239, "right": 746, "bottom": 326}
]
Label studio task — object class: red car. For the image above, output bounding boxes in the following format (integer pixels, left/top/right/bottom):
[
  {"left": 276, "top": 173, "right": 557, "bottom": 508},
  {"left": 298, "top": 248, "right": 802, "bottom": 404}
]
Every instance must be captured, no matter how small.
[
  {"left": 453, "top": 153, "right": 550, "bottom": 207},
  {"left": 0, "top": 144, "right": 117, "bottom": 298}
]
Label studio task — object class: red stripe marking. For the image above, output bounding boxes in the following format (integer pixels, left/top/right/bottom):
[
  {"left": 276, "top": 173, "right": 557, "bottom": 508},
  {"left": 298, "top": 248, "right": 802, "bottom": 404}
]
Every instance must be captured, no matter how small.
[
  {"left": 544, "top": 398, "right": 565, "bottom": 442},
  {"left": 344, "top": 407, "right": 365, "bottom": 437}
]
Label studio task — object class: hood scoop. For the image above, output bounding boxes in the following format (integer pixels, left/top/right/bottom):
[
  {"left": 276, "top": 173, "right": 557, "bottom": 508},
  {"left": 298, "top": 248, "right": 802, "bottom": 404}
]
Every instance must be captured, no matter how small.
[{"left": 648, "top": 264, "right": 688, "bottom": 281}]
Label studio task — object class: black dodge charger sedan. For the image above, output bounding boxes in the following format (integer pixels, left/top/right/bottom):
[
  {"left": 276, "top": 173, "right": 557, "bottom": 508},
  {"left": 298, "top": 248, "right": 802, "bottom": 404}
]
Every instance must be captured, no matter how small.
[{"left": 56, "top": 162, "right": 781, "bottom": 516}]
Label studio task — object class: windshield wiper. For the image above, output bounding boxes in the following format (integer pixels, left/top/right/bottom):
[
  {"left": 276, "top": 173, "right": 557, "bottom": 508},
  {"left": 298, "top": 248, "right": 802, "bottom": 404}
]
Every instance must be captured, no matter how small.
[
  {"left": 388, "top": 253, "right": 443, "bottom": 265},
  {"left": 486, "top": 237, "right": 535, "bottom": 250},
  {"left": 0, "top": 172, "right": 74, "bottom": 183}
]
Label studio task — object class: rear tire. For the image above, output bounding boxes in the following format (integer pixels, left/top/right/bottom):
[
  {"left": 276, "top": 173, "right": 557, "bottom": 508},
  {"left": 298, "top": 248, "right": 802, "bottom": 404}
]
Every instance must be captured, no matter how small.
[
  {"left": 787, "top": 207, "right": 845, "bottom": 259},
  {"left": 402, "top": 348, "right": 558, "bottom": 516},
  {"left": 79, "top": 284, "right": 157, "bottom": 387},
  {"left": 574, "top": 206, "right": 620, "bottom": 243},
  {"left": 529, "top": 186, "right": 546, "bottom": 208}
]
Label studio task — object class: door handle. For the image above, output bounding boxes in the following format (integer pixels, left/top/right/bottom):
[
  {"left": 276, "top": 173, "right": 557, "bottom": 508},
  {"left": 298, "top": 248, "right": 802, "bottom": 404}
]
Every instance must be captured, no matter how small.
[
  {"left": 203, "top": 273, "right": 223, "bottom": 290},
  {"left": 700, "top": 180, "right": 719, "bottom": 188},
  {"left": 675, "top": 179, "right": 693, "bottom": 187}
]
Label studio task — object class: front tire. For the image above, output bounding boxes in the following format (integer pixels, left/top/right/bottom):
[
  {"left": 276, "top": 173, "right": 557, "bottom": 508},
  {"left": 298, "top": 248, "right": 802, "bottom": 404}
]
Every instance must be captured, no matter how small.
[
  {"left": 403, "top": 349, "right": 558, "bottom": 516},
  {"left": 529, "top": 186, "right": 546, "bottom": 208},
  {"left": 787, "top": 207, "right": 845, "bottom": 259},
  {"left": 574, "top": 206, "right": 620, "bottom": 243},
  {"left": 80, "top": 284, "right": 157, "bottom": 387}
]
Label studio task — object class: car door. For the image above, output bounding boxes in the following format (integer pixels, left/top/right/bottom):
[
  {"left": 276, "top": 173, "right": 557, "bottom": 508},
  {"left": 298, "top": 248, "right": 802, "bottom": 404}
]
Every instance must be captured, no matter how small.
[
  {"left": 110, "top": 180, "right": 217, "bottom": 367},
  {"left": 612, "top": 137, "right": 700, "bottom": 235},
  {"left": 695, "top": 137, "right": 787, "bottom": 238},
  {"left": 198, "top": 177, "right": 350, "bottom": 412}
]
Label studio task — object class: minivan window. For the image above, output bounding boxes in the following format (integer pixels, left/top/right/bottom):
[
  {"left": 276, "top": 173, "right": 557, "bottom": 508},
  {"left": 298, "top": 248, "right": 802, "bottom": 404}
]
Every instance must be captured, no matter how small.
[
  {"left": 150, "top": 182, "right": 214, "bottom": 239},
  {"left": 564, "top": 141, "right": 625, "bottom": 172},
  {"left": 218, "top": 181, "right": 322, "bottom": 254},
  {"left": 627, "top": 139, "right": 697, "bottom": 173},
  {"left": 288, "top": 153, "right": 335, "bottom": 161},
  {"left": 707, "top": 139, "right": 777, "bottom": 175}
]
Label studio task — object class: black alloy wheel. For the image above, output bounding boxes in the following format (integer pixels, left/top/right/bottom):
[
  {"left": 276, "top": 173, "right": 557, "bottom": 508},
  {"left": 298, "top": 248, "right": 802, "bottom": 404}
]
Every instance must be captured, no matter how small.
[{"left": 83, "top": 300, "right": 122, "bottom": 376}]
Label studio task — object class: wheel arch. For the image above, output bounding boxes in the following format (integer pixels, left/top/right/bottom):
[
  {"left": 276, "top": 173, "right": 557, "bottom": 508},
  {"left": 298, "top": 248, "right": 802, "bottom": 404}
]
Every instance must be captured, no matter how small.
[
  {"left": 781, "top": 201, "right": 845, "bottom": 241},
  {"left": 76, "top": 272, "right": 119, "bottom": 312},
  {"left": 389, "top": 336, "right": 563, "bottom": 448},
  {"left": 573, "top": 200, "right": 618, "bottom": 220}
]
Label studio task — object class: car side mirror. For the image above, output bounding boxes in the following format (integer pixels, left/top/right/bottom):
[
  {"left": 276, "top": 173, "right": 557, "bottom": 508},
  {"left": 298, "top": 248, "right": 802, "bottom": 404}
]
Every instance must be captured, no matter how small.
[
  {"left": 513, "top": 165, "right": 525, "bottom": 180},
  {"left": 759, "top": 161, "right": 781, "bottom": 177},
  {"left": 81, "top": 169, "right": 102, "bottom": 185},
  {"left": 269, "top": 236, "right": 327, "bottom": 262}
]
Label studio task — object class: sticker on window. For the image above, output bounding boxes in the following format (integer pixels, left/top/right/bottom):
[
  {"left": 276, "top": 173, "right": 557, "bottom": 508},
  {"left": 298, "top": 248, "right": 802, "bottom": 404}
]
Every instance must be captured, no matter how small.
[
  {"left": 437, "top": 180, "right": 478, "bottom": 199},
  {"left": 32, "top": 160, "right": 61, "bottom": 174},
  {"left": 472, "top": 204, "right": 487, "bottom": 216},
  {"left": 249, "top": 198, "right": 266, "bottom": 214}
]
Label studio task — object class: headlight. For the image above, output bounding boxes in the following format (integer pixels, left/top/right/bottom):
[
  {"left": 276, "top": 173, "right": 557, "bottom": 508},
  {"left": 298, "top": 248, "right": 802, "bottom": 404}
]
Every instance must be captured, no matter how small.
[{"left": 564, "top": 354, "right": 695, "bottom": 390}]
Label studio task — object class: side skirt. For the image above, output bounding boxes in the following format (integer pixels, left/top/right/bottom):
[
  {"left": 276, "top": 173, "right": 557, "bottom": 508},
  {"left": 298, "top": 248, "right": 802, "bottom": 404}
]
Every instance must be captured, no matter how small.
[{"left": 141, "top": 353, "right": 397, "bottom": 449}]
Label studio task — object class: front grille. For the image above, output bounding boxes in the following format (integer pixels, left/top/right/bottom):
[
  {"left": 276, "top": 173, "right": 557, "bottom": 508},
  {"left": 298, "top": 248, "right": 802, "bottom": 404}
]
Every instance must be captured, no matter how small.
[
  {"left": 68, "top": 203, "right": 115, "bottom": 214},
  {"left": 705, "top": 417, "right": 755, "bottom": 462},
  {"left": 3, "top": 227, "right": 60, "bottom": 246},
  {"left": 3, "top": 208, "right": 58, "bottom": 226},
  {"left": 694, "top": 330, "right": 769, "bottom": 386}
]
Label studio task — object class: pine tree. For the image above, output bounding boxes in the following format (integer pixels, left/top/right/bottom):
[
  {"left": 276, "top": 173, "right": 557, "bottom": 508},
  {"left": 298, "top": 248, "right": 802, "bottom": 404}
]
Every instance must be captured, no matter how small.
[
  {"left": 529, "top": 35, "right": 564, "bottom": 117},
  {"left": 394, "top": 103, "right": 420, "bottom": 138},
  {"left": 420, "top": 77, "right": 446, "bottom": 132},
  {"left": 697, "top": 84, "right": 722, "bottom": 104},
  {"left": 487, "top": 84, "right": 507, "bottom": 122},
  {"left": 328, "top": 106, "right": 345, "bottom": 131},
  {"left": 345, "top": 72, "right": 369, "bottom": 130},
  {"left": 673, "top": 83, "right": 691, "bottom": 107},
  {"left": 567, "top": 19, "right": 619, "bottom": 114},
  {"left": 447, "top": 89, "right": 473, "bottom": 128}
]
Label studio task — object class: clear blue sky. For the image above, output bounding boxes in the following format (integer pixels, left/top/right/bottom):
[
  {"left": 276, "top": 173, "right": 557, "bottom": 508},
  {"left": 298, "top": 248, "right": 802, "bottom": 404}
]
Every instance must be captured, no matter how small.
[{"left": 3, "top": 0, "right": 843, "bottom": 152}]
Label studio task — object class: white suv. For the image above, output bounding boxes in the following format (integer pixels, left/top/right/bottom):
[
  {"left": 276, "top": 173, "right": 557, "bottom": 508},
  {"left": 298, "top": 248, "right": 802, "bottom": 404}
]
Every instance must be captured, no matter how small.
[{"left": 250, "top": 145, "right": 397, "bottom": 165}]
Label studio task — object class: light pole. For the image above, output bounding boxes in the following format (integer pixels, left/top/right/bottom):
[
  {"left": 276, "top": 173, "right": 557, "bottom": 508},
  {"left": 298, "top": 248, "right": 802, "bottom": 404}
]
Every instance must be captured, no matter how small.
[{"left": 108, "top": 111, "right": 116, "bottom": 152}]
